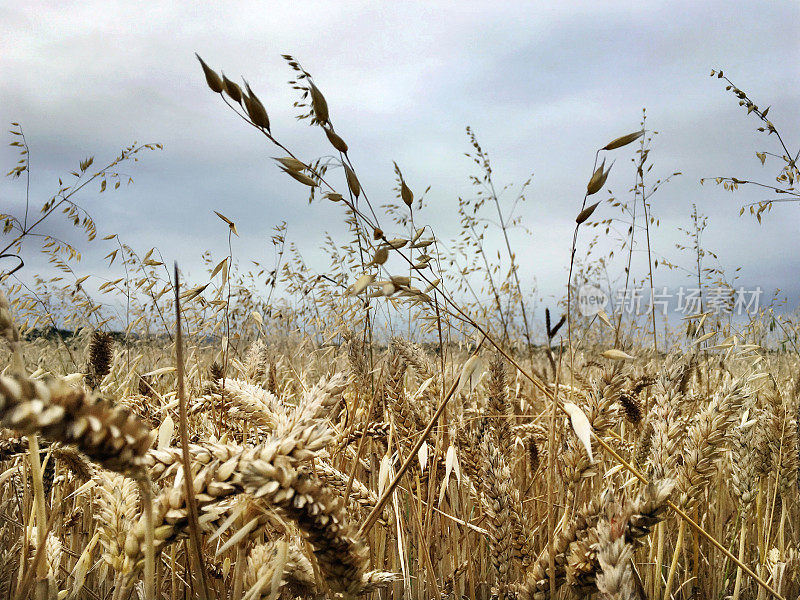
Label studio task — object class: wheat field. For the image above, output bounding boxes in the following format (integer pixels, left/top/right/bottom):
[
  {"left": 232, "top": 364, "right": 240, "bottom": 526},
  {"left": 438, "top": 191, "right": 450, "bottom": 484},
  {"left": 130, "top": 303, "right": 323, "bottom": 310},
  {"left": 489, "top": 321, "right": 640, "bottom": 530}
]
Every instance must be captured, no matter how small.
[{"left": 0, "top": 55, "right": 798, "bottom": 600}]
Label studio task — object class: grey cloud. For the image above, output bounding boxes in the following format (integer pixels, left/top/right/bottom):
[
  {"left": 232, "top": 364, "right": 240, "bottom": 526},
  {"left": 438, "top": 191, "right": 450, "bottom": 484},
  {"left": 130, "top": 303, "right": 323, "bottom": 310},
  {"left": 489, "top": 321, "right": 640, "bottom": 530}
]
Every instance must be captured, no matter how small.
[{"left": 1, "top": 0, "right": 798, "bottom": 322}]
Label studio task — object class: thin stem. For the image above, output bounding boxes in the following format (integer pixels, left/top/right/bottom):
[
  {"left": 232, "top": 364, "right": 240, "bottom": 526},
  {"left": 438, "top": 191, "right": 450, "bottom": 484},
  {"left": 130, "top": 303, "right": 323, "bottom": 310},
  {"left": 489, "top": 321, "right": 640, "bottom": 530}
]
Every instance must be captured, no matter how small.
[{"left": 173, "top": 264, "right": 210, "bottom": 600}]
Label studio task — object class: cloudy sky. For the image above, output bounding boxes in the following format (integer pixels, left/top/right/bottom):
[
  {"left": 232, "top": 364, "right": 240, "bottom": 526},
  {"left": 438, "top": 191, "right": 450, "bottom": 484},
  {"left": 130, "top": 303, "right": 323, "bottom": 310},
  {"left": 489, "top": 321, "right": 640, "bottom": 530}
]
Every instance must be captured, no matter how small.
[{"left": 2, "top": 1, "right": 798, "bottom": 326}]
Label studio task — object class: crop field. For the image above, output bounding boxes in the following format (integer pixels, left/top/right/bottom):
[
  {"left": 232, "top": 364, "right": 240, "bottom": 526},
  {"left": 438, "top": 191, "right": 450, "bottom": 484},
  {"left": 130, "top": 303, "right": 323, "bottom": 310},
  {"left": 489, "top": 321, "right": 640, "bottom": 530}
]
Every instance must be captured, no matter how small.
[{"left": 0, "top": 36, "right": 799, "bottom": 600}]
